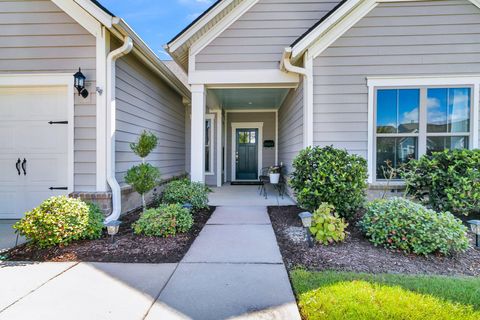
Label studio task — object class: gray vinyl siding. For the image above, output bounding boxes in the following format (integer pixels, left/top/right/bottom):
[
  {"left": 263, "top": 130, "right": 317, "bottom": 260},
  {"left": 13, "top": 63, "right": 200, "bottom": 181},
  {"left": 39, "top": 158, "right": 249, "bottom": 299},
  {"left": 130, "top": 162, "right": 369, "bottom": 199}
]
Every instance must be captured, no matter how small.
[
  {"left": 0, "top": 0, "right": 97, "bottom": 191},
  {"left": 226, "top": 112, "right": 276, "bottom": 181},
  {"left": 313, "top": 0, "right": 480, "bottom": 159},
  {"left": 278, "top": 83, "right": 304, "bottom": 174},
  {"left": 196, "top": 0, "right": 342, "bottom": 71},
  {"left": 115, "top": 53, "right": 186, "bottom": 185}
]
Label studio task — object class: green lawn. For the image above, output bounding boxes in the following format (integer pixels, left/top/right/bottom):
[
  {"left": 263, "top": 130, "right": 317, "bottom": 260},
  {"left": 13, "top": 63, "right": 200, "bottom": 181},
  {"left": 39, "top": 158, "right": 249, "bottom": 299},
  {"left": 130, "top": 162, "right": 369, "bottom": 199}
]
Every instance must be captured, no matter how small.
[{"left": 291, "top": 270, "right": 480, "bottom": 320}]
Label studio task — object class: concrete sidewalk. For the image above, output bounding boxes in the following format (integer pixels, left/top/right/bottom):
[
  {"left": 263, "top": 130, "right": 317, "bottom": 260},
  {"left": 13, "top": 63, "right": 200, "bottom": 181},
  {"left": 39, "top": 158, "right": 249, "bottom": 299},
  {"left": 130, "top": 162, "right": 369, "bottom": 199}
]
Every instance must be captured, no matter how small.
[{"left": 0, "top": 206, "right": 300, "bottom": 320}]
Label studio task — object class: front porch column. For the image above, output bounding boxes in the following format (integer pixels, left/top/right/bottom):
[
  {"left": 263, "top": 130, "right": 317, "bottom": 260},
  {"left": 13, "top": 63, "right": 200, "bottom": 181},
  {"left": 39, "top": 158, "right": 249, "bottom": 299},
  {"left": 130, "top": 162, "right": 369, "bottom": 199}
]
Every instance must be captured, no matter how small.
[{"left": 190, "top": 84, "right": 206, "bottom": 183}]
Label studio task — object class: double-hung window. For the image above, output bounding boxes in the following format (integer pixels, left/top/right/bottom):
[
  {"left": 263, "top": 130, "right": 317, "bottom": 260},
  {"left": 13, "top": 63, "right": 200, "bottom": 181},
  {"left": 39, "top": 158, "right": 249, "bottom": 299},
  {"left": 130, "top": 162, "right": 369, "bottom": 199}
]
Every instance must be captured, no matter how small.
[
  {"left": 373, "top": 83, "right": 475, "bottom": 180},
  {"left": 205, "top": 114, "right": 214, "bottom": 174}
]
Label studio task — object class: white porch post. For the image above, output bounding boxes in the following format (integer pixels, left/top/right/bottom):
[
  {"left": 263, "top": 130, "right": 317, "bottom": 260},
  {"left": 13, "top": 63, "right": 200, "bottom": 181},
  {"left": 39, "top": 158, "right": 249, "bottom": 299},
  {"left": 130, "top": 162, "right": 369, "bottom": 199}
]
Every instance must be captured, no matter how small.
[{"left": 191, "top": 84, "right": 206, "bottom": 183}]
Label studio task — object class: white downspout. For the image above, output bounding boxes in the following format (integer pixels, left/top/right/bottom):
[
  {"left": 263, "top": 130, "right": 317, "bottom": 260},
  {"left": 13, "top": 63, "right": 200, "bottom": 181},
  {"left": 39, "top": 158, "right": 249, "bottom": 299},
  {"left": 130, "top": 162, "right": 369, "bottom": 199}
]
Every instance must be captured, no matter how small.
[
  {"left": 281, "top": 47, "right": 314, "bottom": 147},
  {"left": 104, "top": 36, "right": 133, "bottom": 223}
]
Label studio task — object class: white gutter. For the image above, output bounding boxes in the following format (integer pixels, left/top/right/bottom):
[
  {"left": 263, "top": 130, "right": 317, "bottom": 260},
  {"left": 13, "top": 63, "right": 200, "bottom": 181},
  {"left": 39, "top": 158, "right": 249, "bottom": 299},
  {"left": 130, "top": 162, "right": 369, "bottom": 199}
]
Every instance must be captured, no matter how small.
[
  {"left": 281, "top": 47, "right": 314, "bottom": 147},
  {"left": 104, "top": 36, "right": 133, "bottom": 224}
]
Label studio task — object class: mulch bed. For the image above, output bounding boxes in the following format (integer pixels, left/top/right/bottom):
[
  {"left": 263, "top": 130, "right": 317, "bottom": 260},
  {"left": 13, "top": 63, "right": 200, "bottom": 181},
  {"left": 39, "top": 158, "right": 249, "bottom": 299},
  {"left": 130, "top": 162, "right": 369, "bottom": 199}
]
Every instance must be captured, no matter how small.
[
  {"left": 6, "top": 207, "right": 215, "bottom": 263},
  {"left": 268, "top": 206, "right": 480, "bottom": 277}
]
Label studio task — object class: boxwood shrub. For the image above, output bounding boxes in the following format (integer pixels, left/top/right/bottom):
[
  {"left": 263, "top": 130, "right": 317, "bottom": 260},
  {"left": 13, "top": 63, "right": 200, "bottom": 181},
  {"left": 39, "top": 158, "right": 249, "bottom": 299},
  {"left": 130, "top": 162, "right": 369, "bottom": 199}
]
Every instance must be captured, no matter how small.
[
  {"left": 359, "top": 197, "right": 469, "bottom": 256},
  {"left": 133, "top": 204, "right": 193, "bottom": 237},
  {"left": 402, "top": 149, "right": 480, "bottom": 216},
  {"left": 13, "top": 196, "right": 104, "bottom": 248},
  {"left": 161, "top": 179, "right": 210, "bottom": 211},
  {"left": 290, "top": 146, "right": 368, "bottom": 218}
]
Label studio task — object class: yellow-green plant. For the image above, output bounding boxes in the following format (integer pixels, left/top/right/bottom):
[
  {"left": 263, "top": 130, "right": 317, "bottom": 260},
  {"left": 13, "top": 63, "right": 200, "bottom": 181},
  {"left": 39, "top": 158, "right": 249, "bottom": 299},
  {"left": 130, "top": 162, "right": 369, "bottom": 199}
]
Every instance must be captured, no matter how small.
[{"left": 310, "top": 203, "right": 348, "bottom": 245}]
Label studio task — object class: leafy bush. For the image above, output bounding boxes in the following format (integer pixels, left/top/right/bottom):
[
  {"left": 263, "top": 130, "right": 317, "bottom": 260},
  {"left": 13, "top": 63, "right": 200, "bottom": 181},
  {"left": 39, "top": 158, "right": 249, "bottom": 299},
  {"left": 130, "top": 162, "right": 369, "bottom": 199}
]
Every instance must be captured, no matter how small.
[
  {"left": 13, "top": 196, "right": 104, "bottom": 248},
  {"left": 125, "top": 131, "right": 161, "bottom": 211},
  {"left": 402, "top": 149, "right": 480, "bottom": 216},
  {"left": 162, "top": 179, "right": 210, "bottom": 211},
  {"left": 359, "top": 198, "right": 469, "bottom": 255},
  {"left": 133, "top": 204, "right": 193, "bottom": 237},
  {"left": 290, "top": 146, "right": 368, "bottom": 218},
  {"left": 310, "top": 203, "right": 348, "bottom": 245},
  {"left": 130, "top": 130, "right": 159, "bottom": 158}
]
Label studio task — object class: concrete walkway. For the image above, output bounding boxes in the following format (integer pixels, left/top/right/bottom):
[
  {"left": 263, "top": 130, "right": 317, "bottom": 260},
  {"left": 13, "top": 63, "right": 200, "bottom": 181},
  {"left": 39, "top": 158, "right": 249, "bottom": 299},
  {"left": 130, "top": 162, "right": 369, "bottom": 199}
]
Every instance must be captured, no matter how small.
[
  {"left": 209, "top": 184, "right": 296, "bottom": 207},
  {"left": 0, "top": 206, "right": 300, "bottom": 320}
]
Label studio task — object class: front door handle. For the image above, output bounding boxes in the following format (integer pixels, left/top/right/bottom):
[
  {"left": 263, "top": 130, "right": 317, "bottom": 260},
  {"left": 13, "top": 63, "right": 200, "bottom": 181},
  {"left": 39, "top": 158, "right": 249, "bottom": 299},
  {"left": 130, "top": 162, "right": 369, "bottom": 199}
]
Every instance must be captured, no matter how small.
[
  {"left": 21, "top": 158, "right": 27, "bottom": 175},
  {"left": 16, "top": 158, "right": 21, "bottom": 175}
]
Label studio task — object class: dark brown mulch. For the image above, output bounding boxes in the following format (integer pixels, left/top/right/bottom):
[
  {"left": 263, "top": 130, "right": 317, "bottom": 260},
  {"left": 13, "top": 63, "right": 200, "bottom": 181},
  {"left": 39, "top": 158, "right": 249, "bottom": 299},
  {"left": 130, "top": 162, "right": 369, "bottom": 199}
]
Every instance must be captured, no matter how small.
[
  {"left": 268, "top": 206, "right": 480, "bottom": 276},
  {"left": 6, "top": 207, "right": 215, "bottom": 263}
]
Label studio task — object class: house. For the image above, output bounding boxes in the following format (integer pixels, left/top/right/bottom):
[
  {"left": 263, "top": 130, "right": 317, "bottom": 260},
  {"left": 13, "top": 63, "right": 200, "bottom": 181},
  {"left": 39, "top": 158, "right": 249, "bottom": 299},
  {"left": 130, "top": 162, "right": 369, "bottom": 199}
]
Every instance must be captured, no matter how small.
[
  {"left": 166, "top": 0, "right": 480, "bottom": 193},
  {"left": 0, "top": 0, "right": 190, "bottom": 222}
]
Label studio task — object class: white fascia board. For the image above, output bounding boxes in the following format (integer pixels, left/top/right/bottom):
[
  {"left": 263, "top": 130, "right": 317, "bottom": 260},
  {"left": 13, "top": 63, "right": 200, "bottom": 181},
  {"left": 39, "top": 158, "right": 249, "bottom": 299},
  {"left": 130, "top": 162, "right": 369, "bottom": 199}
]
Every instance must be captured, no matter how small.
[
  {"left": 190, "top": 69, "right": 299, "bottom": 87},
  {"left": 51, "top": 0, "right": 103, "bottom": 36},
  {"left": 190, "top": 0, "right": 260, "bottom": 56},
  {"left": 73, "top": 0, "right": 113, "bottom": 28},
  {"left": 168, "top": 0, "right": 236, "bottom": 53}
]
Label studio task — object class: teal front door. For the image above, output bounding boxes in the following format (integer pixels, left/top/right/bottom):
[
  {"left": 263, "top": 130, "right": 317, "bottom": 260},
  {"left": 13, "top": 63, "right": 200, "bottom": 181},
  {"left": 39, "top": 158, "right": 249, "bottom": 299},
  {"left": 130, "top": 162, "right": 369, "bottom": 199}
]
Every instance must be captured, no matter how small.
[{"left": 235, "top": 128, "right": 259, "bottom": 180}]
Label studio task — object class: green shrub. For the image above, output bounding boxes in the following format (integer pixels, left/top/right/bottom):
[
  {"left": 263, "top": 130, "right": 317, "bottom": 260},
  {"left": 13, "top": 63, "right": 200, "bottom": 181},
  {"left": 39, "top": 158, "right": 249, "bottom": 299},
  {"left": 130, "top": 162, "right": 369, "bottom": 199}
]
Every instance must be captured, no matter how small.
[
  {"left": 310, "top": 203, "right": 348, "bottom": 245},
  {"left": 402, "top": 149, "right": 480, "bottom": 216},
  {"left": 290, "top": 146, "right": 368, "bottom": 218},
  {"left": 13, "top": 196, "right": 104, "bottom": 248},
  {"left": 359, "top": 198, "right": 469, "bottom": 255},
  {"left": 130, "top": 130, "right": 159, "bottom": 158},
  {"left": 162, "top": 179, "right": 210, "bottom": 211},
  {"left": 133, "top": 204, "right": 193, "bottom": 237}
]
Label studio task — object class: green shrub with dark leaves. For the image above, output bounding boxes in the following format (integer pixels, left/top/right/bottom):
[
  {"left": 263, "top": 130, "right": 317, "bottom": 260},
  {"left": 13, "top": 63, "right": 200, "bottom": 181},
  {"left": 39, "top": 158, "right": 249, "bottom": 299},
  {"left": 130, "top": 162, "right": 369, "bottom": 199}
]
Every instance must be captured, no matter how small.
[
  {"left": 133, "top": 204, "right": 193, "bottom": 237},
  {"left": 13, "top": 196, "right": 104, "bottom": 248},
  {"left": 402, "top": 149, "right": 480, "bottom": 216},
  {"left": 310, "top": 203, "right": 348, "bottom": 245},
  {"left": 162, "top": 179, "right": 210, "bottom": 211},
  {"left": 359, "top": 197, "right": 469, "bottom": 256},
  {"left": 290, "top": 146, "right": 368, "bottom": 218},
  {"left": 129, "top": 130, "right": 159, "bottom": 158}
]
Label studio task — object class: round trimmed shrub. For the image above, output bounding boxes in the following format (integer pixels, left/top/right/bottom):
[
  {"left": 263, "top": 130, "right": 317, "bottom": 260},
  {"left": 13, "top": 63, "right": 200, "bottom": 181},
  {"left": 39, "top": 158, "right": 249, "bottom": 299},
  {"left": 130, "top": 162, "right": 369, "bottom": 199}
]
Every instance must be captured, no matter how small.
[
  {"left": 133, "top": 204, "right": 193, "bottom": 237},
  {"left": 162, "top": 179, "right": 210, "bottom": 211},
  {"left": 359, "top": 197, "right": 469, "bottom": 255},
  {"left": 402, "top": 149, "right": 480, "bottom": 216},
  {"left": 13, "top": 196, "right": 104, "bottom": 248},
  {"left": 290, "top": 146, "right": 368, "bottom": 218}
]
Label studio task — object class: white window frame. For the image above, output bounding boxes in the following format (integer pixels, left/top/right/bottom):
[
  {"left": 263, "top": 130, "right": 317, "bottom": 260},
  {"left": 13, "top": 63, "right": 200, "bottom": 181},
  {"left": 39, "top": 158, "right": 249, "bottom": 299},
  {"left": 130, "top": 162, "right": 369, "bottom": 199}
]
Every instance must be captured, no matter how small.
[
  {"left": 205, "top": 113, "right": 215, "bottom": 175},
  {"left": 367, "top": 75, "right": 480, "bottom": 183}
]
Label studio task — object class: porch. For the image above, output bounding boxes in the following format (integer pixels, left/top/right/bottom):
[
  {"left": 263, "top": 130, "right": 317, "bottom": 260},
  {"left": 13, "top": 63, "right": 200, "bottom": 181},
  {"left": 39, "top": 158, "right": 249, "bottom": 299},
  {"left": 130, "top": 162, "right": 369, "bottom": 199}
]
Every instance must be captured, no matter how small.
[{"left": 208, "top": 183, "right": 295, "bottom": 207}]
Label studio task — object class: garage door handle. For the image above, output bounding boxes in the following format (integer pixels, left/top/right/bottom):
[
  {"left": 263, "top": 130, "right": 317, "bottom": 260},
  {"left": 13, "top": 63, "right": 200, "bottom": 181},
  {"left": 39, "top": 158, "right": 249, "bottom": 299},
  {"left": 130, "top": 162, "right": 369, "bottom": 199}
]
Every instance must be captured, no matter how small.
[
  {"left": 16, "top": 158, "right": 21, "bottom": 175},
  {"left": 21, "top": 158, "right": 27, "bottom": 175},
  {"left": 49, "top": 187, "right": 68, "bottom": 190}
]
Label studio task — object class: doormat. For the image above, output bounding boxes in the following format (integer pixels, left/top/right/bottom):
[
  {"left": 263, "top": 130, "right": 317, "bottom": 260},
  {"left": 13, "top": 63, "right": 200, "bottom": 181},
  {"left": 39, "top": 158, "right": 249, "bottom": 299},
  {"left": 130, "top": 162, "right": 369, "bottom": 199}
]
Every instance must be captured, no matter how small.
[{"left": 231, "top": 181, "right": 262, "bottom": 186}]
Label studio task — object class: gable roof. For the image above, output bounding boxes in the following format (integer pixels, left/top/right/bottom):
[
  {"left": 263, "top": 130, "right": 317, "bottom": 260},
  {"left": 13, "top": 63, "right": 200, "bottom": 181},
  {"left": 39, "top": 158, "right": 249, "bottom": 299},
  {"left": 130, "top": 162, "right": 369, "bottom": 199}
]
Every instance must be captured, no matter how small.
[
  {"left": 288, "top": 0, "right": 480, "bottom": 62},
  {"left": 69, "top": 0, "right": 190, "bottom": 99}
]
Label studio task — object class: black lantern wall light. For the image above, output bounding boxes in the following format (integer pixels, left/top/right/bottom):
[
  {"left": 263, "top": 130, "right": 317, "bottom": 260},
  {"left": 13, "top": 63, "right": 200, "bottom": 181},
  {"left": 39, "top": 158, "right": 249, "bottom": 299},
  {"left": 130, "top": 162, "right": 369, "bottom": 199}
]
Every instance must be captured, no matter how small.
[{"left": 73, "top": 68, "right": 89, "bottom": 98}]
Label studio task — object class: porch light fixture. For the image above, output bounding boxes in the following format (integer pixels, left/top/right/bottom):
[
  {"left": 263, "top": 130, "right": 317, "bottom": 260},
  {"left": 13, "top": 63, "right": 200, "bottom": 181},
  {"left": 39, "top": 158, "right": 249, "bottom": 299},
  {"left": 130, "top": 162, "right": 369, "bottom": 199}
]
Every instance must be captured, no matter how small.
[
  {"left": 467, "top": 220, "right": 480, "bottom": 248},
  {"left": 105, "top": 220, "right": 121, "bottom": 244},
  {"left": 73, "top": 68, "right": 89, "bottom": 98},
  {"left": 299, "top": 212, "right": 314, "bottom": 248}
]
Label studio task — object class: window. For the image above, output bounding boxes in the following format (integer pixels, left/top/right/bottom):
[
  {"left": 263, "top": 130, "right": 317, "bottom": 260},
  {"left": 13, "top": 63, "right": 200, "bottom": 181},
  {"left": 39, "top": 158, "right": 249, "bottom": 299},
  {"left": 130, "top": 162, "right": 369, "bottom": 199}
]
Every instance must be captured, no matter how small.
[
  {"left": 205, "top": 114, "right": 214, "bottom": 174},
  {"left": 375, "top": 86, "right": 473, "bottom": 179}
]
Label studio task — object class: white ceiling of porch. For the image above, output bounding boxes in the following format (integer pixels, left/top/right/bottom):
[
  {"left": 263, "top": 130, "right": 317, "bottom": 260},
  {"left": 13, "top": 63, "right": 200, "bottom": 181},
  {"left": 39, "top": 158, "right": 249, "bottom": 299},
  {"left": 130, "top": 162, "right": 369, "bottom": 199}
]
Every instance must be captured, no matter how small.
[{"left": 210, "top": 88, "right": 291, "bottom": 109}]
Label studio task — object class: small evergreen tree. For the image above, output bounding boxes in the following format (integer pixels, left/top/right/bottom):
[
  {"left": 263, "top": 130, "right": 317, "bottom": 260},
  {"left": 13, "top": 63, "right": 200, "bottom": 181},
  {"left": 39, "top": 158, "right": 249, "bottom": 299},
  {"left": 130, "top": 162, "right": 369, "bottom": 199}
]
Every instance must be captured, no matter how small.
[{"left": 125, "top": 131, "right": 160, "bottom": 211}]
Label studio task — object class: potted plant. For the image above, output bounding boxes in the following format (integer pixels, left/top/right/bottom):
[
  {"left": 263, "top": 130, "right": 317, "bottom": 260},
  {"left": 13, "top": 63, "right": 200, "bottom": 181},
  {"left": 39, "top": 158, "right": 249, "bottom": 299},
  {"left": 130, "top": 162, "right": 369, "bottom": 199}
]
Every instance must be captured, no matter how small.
[{"left": 269, "top": 165, "right": 281, "bottom": 184}]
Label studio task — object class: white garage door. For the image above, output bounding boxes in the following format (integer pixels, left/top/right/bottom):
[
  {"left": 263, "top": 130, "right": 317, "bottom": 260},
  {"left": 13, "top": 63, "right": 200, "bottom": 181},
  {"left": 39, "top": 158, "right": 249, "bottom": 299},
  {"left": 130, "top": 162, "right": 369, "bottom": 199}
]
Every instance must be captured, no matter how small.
[{"left": 0, "top": 86, "right": 69, "bottom": 219}]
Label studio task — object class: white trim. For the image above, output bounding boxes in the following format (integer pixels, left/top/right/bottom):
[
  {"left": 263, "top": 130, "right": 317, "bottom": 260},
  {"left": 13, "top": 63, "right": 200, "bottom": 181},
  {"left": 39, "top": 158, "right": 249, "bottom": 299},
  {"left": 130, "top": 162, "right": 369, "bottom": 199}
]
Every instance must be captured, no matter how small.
[
  {"left": 367, "top": 75, "right": 480, "bottom": 183},
  {"left": 95, "top": 27, "right": 109, "bottom": 192},
  {"left": 215, "top": 110, "right": 223, "bottom": 187},
  {"left": 275, "top": 110, "right": 279, "bottom": 165},
  {"left": 205, "top": 113, "right": 215, "bottom": 176},
  {"left": 73, "top": 0, "right": 114, "bottom": 27},
  {"left": 190, "top": 0, "right": 260, "bottom": 57},
  {"left": 225, "top": 109, "right": 278, "bottom": 113},
  {"left": 231, "top": 122, "right": 263, "bottom": 181},
  {"left": 304, "top": 51, "right": 314, "bottom": 147},
  {"left": 167, "top": 0, "right": 236, "bottom": 53},
  {"left": 224, "top": 111, "right": 228, "bottom": 183},
  {"left": 292, "top": 0, "right": 480, "bottom": 61},
  {"left": 189, "top": 69, "right": 299, "bottom": 86},
  {"left": 191, "top": 84, "right": 207, "bottom": 183},
  {"left": 51, "top": 0, "right": 104, "bottom": 36},
  {"left": 0, "top": 73, "right": 75, "bottom": 193}
]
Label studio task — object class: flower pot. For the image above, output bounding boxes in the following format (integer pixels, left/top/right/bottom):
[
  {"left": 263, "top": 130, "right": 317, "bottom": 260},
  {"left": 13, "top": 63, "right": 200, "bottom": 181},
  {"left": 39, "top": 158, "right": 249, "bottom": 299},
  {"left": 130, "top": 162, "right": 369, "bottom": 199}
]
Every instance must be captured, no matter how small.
[{"left": 269, "top": 173, "right": 280, "bottom": 184}]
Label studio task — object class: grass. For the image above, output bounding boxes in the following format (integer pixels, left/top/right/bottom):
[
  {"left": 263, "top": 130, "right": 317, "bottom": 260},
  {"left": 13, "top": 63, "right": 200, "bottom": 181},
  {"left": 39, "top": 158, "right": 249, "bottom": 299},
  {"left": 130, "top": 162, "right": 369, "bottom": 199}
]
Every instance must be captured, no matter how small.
[{"left": 291, "top": 270, "right": 480, "bottom": 320}]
